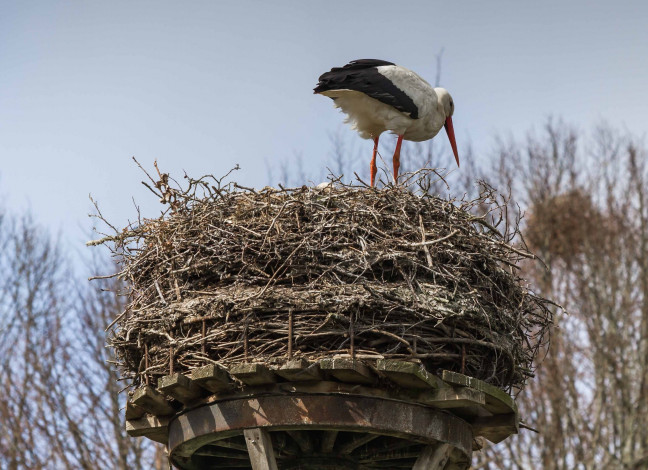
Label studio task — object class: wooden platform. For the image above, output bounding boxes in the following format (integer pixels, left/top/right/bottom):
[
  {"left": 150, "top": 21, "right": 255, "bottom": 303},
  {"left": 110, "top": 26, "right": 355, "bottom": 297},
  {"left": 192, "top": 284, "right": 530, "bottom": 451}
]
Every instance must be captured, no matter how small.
[{"left": 125, "top": 359, "right": 519, "bottom": 469}]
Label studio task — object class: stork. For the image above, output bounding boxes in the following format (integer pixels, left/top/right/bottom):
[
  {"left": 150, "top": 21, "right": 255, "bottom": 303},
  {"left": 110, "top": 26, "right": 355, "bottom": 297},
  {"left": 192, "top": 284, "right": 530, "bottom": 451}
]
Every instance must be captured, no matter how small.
[{"left": 314, "top": 59, "right": 459, "bottom": 186}]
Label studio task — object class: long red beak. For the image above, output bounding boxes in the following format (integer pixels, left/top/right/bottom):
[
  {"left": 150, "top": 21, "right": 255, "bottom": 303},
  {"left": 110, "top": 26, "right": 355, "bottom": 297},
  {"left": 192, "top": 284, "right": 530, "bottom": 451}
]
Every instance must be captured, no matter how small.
[{"left": 444, "top": 116, "right": 460, "bottom": 168}]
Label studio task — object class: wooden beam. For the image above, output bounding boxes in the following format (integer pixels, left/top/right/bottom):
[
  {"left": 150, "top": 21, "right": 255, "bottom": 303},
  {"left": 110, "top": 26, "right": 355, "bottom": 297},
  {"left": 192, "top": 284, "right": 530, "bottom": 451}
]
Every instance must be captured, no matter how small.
[
  {"left": 275, "top": 358, "right": 324, "bottom": 382},
  {"left": 243, "top": 428, "right": 278, "bottom": 470},
  {"left": 230, "top": 363, "right": 277, "bottom": 386},
  {"left": 419, "top": 386, "right": 486, "bottom": 410},
  {"left": 338, "top": 433, "right": 380, "bottom": 455},
  {"left": 191, "top": 364, "right": 232, "bottom": 393},
  {"left": 193, "top": 446, "right": 250, "bottom": 459},
  {"left": 357, "top": 436, "right": 417, "bottom": 459},
  {"left": 158, "top": 373, "right": 207, "bottom": 404},
  {"left": 210, "top": 438, "right": 248, "bottom": 452},
  {"left": 126, "top": 414, "right": 170, "bottom": 444},
  {"left": 320, "top": 430, "right": 338, "bottom": 453},
  {"left": 125, "top": 400, "right": 146, "bottom": 420},
  {"left": 413, "top": 443, "right": 452, "bottom": 470},
  {"left": 319, "top": 358, "right": 375, "bottom": 384},
  {"left": 273, "top": 431, "right": 300, "bottom": 456},
  {"left": 471, "top": 413, "right": 518, "bottom": 444},
  {"left": 132, "top": 385, "right": 175, "bottom": 416},
  {"left": 377, "top": 360, "right": 443, "bottom": 389},
  {"left": 286, "top": 430, "right": 314, "bottom": 454},
  {"left": 441, "top": 370, "right": 517, "bottom": 415},
  {"left": 192, "top": 457, "right": 252, "bottom": 467},
  {"left": 358, "top": 448, "right": 421, "bottom": 462}
]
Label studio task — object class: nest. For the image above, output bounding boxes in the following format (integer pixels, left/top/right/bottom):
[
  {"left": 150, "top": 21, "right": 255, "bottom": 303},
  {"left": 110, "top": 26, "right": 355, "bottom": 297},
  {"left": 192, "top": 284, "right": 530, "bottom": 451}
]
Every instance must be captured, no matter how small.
[
  {"left": 94, "top": 168, "right": 554, "bottom": 392},
  {"left": 525, "top": 189, "right": 620, "bottom": 264}
]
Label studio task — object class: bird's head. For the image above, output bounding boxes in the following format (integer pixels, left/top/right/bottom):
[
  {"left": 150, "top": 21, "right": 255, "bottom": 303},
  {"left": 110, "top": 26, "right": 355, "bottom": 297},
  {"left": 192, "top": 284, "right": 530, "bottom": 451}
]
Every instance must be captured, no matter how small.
[
  {"left": 435, "top": 87, "right": 459, "bottom": 167},
  {"left": 435, "top": 87, "right": 455, "bottom": 118}
]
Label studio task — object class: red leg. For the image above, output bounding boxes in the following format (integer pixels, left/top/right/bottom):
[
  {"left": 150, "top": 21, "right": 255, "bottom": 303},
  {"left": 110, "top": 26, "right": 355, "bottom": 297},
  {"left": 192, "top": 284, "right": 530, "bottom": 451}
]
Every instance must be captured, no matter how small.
[
  {"left": 370, "top": 135, "right": 379, "bottom": 187},
  {"left": 393, "top": 135, "right": 404, "bottom": 183}
]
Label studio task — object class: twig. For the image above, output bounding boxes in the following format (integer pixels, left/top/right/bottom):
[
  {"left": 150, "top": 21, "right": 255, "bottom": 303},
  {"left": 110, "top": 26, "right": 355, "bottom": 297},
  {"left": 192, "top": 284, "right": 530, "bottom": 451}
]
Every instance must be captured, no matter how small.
[
  {"left": 406, "top": 229, "right": 459, "bottom": 247},
  {"left": 288, "top": 309, "right": 293, "bottom": 359},
  {"left": 89, "top": 164, "right": 555, "bottom": 391},
  {"left": 154, "top": 281, "right": 167, "bottom": 305}
]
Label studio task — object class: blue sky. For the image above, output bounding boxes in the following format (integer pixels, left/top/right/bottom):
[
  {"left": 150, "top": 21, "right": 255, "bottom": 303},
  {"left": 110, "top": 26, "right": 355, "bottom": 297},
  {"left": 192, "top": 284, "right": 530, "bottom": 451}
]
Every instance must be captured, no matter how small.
[{"left": 1, "top": 1, "right": 647, "bottom": 250}]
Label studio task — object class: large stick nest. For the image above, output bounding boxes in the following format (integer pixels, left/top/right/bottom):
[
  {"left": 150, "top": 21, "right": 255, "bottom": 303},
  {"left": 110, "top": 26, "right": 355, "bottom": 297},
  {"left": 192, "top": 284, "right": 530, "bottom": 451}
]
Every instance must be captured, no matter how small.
[{"left": 94, "top": 168, "right": 554, "bottom": 392}]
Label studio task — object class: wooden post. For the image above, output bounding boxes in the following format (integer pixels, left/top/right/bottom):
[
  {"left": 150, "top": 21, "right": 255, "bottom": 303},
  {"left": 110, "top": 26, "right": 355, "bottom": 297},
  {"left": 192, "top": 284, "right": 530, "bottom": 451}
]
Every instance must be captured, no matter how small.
[
  {"left": 243, "top": 428, "right": 278, "bottom": 470},
  {"left": 413, "top": 443, "right": 452, "bottom": 470}
]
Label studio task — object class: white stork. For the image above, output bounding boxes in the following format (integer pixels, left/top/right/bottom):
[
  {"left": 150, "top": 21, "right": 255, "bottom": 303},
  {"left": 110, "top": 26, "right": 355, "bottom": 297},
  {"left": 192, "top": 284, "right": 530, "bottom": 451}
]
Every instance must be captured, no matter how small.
[{"left": 314, "top": 59, "right": 459, "bottom": 187}]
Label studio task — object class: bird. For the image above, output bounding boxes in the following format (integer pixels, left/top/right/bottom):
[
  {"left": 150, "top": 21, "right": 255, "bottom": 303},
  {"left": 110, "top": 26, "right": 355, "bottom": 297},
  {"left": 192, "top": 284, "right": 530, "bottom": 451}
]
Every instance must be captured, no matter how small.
[{"left": 314, "top": 59, "right": 459, "bottom": 187}]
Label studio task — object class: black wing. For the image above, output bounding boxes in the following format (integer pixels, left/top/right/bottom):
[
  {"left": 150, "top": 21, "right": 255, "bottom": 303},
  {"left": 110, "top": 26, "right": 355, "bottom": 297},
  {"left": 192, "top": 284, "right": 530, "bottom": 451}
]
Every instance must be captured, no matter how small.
[{"left": 314, "top": 59, "right": 419, "bottom": 119}]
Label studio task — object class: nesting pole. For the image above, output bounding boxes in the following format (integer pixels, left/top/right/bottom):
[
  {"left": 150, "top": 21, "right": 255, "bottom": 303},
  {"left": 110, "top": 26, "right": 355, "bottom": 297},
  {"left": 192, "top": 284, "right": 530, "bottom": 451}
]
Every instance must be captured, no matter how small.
[
  {"left": 128, "top": 359, "right": 518, "bottom": 469},
  {"left": 98, "top": 172, "right": 553, "bottom": 470}
]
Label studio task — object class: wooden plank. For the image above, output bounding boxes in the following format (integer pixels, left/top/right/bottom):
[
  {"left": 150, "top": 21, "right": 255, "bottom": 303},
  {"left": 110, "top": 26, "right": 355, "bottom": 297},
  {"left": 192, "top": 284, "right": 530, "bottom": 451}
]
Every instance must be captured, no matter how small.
[
  {"left": 338, "top": 433, "right": 380, "bottom": 455},
  {"left": 286, "top": 430, "right": 314, "bottom": 454},
  {"left": 413, "top": 443, "right": 452, "bottom": 470},
  {"left": 376, "top": 360, "right": 443, "bottom": 389},
  {"left": 357, "top": 436, "right": 418, "bottom": 459},
  {"left": 320, "top": 430, "right": 338, "bottom": 453},
  {"left": 191, "top": 457, "right": 251, "bottom": 467},
  {"left": 126, "top": 414, "right": 170, "bottom": 444},
  {"left": 275, "top": 358, "right": 324, "bottom": 382},
  {"left": 471, "top": 413, "right": 518, "bottom": 444},
  {"left": 158, "top": 373, "right": 207, "bottom": 404},
  {"left": 319, "top": 358, "right": 375, "bottom": 384},
  {"left": 132, "top": 385, "right": 175, "bottom": 416},
  {"left": 419, "top": 386, "right": 486, "bottom": 409},
  {"left": 358, "top": 448, "right": 421, "bottom": 462},
  {"left": 125, "top": 400, "right": 146, "bottom": 420},
  {"left": 273, "top": 432, "right": 300, "bottom": 456},
  {"left": 193, "top": 446, "right": 250, "bottom": 459},
  {"left": 441, "top": 370, "right": 517, "bottom": 415},
  {"left": 190, "top": 364, "right": 232, "bottom": 393},
  {"left": 230, "top": 363, "right": 277, "bottom": 386},
  {"left": 244, "top": 428, "right": 279, "bottom": 470},
  {"left": 372, "top": 461, "right": 420, "bottom": 468},
  {"left": 210, "top": 439, "right": 248, "bottom": 452}
]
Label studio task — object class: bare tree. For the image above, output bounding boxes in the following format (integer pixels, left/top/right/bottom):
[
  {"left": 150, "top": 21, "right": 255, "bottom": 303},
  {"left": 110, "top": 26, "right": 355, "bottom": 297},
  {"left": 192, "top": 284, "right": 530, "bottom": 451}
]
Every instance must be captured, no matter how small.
[
  {"left": 71, "top": 260, "right": 168, "bottom": 469},
  {"left": 0, "top": 210, "right": 166, "bottom": 469},
  {"left": 0, "top": 214, "right": 69, "bottom": 469},
  {"left": 474, "top": 121, "right": 648, "bottom": 469}
]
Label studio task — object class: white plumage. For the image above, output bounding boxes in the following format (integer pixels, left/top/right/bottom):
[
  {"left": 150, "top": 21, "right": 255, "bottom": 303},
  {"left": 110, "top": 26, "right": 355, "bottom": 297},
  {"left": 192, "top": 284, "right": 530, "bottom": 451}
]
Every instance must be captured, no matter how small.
[{"left": 315, "top": 59, "right": 459, "bottom": 186}]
